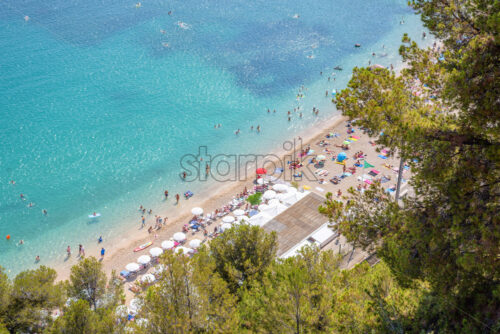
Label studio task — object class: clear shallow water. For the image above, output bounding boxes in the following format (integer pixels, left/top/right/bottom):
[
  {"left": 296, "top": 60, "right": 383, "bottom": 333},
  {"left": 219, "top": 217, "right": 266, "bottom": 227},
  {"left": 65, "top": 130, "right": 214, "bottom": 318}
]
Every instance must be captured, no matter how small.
[{"left": 0, "top": 0, "right": 428, "bottom": 275}]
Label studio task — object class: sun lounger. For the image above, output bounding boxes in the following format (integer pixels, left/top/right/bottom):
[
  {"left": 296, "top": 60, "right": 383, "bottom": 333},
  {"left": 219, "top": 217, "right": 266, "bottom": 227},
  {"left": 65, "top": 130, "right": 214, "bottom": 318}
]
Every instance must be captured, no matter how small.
[{"left": 378, "top": 154, "right": 388, "bottom": 159}]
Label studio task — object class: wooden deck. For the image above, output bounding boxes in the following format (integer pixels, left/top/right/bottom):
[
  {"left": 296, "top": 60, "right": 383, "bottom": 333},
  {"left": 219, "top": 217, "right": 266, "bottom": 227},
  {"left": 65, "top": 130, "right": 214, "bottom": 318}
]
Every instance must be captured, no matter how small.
[{"left": 263, "top": 192, "right": 328, "bottom": 256}]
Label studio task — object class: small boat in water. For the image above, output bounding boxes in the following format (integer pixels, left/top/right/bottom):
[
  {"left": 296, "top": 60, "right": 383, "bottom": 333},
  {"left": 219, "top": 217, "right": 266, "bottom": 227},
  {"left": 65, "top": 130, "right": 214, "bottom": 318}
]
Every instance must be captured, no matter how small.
[
  {"left": 354, "top": 43, "right": 361, "bottom": 47},
  {"left": 334, "top": 66, "right": 343, "bottom": 71}
]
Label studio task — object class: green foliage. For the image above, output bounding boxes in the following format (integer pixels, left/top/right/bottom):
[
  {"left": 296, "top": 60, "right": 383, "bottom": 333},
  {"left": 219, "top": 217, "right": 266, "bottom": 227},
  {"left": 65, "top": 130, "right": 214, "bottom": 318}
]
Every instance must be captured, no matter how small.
[
  {"left": 246, "top": 192, "right": 262, "bottom": 205},
  {"left": 327, "top": 1, "right": 500, "bottom": 331},
  {"left": 138, "top": 249, "right": 238, "bottom": 333},
  {"left": 239, "top": 247, "right": 340, "bottom": 333},
  {"left": 6, "top": 266, "right": 64, "bottom": 333},
  {"left": 209, "top": 223, "right": 278, "bottom": 293},
  {"left": 50, "top": 299, "right": 98, "bottom": 334},
  {"left": 68, "top": 257, "right": 108, "bottom": 311}
]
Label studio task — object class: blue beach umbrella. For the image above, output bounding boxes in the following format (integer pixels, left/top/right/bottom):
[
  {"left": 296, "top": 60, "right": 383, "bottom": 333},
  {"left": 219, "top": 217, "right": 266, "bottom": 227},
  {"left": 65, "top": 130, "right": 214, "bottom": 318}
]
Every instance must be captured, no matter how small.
[{"left": 337, "top": 152, "right": 347, "bottom": 162}]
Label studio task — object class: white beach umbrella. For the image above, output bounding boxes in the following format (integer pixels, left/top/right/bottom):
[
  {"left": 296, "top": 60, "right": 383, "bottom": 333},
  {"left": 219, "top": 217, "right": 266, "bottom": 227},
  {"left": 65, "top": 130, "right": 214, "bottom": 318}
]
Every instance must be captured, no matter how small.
[
  {"left": 268, "top": 198, "right": 280, "bottom": 207},
  {"left": 222, "top": 215, "right": 235, "bottom": 223},
  {"left": 263, "top": 190, "right": 277, "bottom": 200},
  {"left": 286, "top": 186, "right": 298, "bottom": 194},
  {"left": 257, "top": 178, "right": 265, "bottom": 185},
  {"left": 276, "top": 193, "right": 288, "bottom": 201},
  {"left": 236, "top": 215, "right": 248, "bottom": 222},
  {"left": 115, "top": 305, "right": 129, "bottom": 318},
  {"left": 191, "top": 207, "right": 203, "bottom": 216},
  {"left": 149, "top": 247, "right": 163, "bottom": 257},
  {"left": 173, "top": 232, "right": 186, "bottom": 242},
  {"left": 249, "top": 212, "right": 273, "bottom": 227},
  {"left": 129, "top": 298, "right": 142, "bottom": 314},
  {"left": 161, "top": 240, "right": 175, "bottom": 250},
  {"left": 272, "top": 184, "right": 288, "bottom": 192},
  {"left": 316, "top": 154, "right": 326, "bottom": 161},
  {"left": 258, "top": 204, "right": 270, "bottom": 211},
  {"left": 189, "top": 239, "right": 202, "bottom": 249},
  {"left": 161, "top": 240, "right": 175, "bottom": 249},
  {"left": 152, "top": 264, "right": 165, "bottom": 275},
  {"left": 262, "top": 203, "right": 288, "bottom": 217},
  {"left": 140, "top": 274, "right": 156, "bottom": 284},
  {"left": 175, "top": 246, "right": 192, "bottom": 255},
  {"left": 125, "top": 263, "right": 140, "bottom": 272},
  {"left": 233, "top": 209, "right": 245, "bottom": 216},
  {"left": 220, "top": 222, "right": 232, "bottom": 231},
  {"left": 137, "top": 255, "right": 151, "bottom": 265}
]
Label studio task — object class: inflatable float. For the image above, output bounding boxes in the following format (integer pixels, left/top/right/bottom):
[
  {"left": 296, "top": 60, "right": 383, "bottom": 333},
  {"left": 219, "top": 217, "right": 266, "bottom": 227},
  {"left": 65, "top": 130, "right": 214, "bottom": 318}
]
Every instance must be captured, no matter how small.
[{"left": 134, "top": 241, "right": 153, "bottom": 252}]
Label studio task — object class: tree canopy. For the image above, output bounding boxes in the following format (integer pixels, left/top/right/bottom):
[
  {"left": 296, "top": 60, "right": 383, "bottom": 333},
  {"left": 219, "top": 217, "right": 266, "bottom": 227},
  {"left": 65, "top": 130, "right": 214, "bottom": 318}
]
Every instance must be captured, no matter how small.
[
  {"left": 209, "top": 223, "right": 278, "bottom": 293},
  {"left": 320, "top": 0, "right": 499, "bottom": 331}
]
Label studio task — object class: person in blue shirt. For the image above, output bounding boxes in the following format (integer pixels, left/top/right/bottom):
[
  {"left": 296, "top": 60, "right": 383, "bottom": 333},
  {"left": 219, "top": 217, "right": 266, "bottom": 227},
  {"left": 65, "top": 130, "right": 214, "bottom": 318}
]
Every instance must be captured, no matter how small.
[{"left": 101, "top": 247, "right": 105, "bottom": 258}]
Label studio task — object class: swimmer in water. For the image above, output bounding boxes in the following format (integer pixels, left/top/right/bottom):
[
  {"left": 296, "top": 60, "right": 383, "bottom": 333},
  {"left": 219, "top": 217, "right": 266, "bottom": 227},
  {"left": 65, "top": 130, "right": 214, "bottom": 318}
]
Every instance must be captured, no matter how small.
[
  {"left": 20, "top": 194, "right": 24, "bottom": 200},
  {"left": 256, "top": 125, "right": 261, "bottom": 132},
  {"left": 160, "top": 29, "right": 166, "bottom": 34},
  {"left": 93, "top": 212, "right": 97, "bottom": 216},
  {"left": 35, "top": 255, "right": 40, "bottom": 262},
  {"left": 168, "top": 11, "right": 172, "bottom": 15},
  {"left": 9, "top": 180, "right": 15, "bottom": 185},
  {"left": 19, "top": 240, "right": 24, "bottom": 245},
  {"left": 135, "top": 2, "right": 142, "bottom": 8},
  {"left": 235, "top": 129, "right": 240, "bottom": 135},
  {"left": 24, "top": 16, "right": 30, "bottom": 22},
  {"left": 164, "top": 190, "right": 169, "bottom": 198},
  {"left": 42, "top": 209, "right": 47, "bottom": 215},
  {"left": 162, "top": 42, "right": 169, "bottom": 47}
]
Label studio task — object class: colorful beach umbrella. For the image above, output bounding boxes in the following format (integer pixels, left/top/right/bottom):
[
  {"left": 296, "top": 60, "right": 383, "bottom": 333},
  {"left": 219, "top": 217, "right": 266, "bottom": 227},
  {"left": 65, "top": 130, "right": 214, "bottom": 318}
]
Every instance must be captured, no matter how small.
[
  {"left": 337, "top": 152, "right": 347, "bottom": 162},
  {"left": 256, "top": 168, "right": 267, "bottom": 175}
]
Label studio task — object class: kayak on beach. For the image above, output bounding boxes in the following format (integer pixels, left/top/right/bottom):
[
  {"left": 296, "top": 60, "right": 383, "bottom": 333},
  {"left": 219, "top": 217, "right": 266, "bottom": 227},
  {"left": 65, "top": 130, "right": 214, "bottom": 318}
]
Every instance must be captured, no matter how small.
[{"left": 134, "top": 241, "right": 153, "bottom": 252}]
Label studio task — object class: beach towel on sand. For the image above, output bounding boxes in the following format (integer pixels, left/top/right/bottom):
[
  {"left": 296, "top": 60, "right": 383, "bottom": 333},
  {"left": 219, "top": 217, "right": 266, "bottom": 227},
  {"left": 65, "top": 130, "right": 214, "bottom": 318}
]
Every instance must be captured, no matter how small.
[
  {"left": 364, "top": 179, "right": 373, "bottom": 184},
  {"left": 378, "top": 154, "right": 388, "bottom": 159}
]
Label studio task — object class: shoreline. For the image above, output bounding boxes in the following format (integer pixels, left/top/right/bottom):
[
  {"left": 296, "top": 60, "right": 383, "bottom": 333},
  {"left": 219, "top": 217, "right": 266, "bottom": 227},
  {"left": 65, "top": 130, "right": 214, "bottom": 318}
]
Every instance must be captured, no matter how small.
[{"left": 52, "top": 111, "right": 347, "bottom": 281}]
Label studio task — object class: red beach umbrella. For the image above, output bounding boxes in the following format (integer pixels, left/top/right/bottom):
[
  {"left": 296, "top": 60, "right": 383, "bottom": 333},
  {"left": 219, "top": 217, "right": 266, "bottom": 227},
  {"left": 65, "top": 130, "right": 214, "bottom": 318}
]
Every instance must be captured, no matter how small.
[{"left": 256, "top": 168, "right": 267, "bottom": 175}]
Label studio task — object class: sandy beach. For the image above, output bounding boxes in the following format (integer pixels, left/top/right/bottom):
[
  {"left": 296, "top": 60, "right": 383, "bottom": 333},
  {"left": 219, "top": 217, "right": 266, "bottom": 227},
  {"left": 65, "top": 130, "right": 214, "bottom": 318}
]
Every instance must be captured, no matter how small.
[{"left": 52, "top": 109, "right": 404, "bottom": 305}]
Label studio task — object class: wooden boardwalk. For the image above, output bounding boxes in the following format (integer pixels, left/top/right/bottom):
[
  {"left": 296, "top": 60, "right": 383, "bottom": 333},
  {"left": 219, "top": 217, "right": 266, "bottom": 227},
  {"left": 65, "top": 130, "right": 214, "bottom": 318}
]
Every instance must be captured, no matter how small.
[{"left": 263, "top": 192, "right": 328, "bottom": 256}]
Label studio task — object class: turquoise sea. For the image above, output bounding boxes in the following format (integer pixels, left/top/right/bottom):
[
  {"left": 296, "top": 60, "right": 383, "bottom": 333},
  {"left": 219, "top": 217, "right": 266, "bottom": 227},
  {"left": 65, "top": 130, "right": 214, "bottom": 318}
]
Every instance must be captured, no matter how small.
[{"left": 0, "top": 0, "right": 429, "bottom": 275}]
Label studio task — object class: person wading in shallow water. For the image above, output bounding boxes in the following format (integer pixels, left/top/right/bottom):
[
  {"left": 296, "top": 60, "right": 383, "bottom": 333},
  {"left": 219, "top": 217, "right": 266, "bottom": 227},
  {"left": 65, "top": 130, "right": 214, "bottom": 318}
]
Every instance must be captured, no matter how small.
[{"left": 176, "top": 194, "right": 180, "bottom": 204}]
